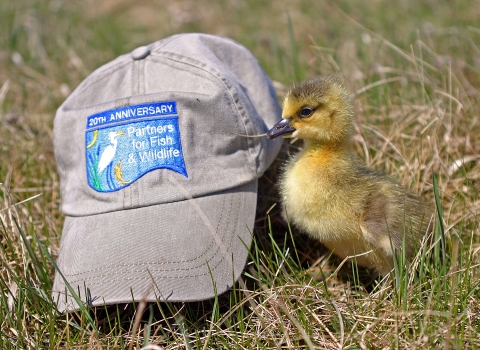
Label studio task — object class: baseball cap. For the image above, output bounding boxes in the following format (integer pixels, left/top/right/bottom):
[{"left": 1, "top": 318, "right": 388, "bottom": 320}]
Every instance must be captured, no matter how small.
[{"left": 52, "top": 33, "right": 282, "bottom": 312}]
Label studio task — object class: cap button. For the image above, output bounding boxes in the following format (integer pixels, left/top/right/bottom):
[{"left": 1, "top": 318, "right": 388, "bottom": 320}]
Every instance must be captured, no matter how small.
[{"left": 131, "top": 46, "right": 150, "bottom": 60}]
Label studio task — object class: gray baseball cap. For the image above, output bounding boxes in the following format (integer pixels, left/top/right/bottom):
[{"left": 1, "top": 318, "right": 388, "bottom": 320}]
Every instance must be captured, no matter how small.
[{"left": 52, "top": 33, "right": 282, "bottom": 312}]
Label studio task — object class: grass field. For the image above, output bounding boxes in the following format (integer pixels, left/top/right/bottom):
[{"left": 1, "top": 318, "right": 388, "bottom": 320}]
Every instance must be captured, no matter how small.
[{"left": 1, "top": 0, "right": 480, "bottom": 348}]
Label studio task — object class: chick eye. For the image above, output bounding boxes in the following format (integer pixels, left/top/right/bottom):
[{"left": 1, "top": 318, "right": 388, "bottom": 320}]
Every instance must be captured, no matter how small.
[{"left": 299, "top": 107, "right": 313, "bottom": 117}]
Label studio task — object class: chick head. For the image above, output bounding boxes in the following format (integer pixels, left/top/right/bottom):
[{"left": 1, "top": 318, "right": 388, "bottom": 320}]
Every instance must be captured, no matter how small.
[{"left": 267, "top": 76, "right": 354, "bottom": 145}]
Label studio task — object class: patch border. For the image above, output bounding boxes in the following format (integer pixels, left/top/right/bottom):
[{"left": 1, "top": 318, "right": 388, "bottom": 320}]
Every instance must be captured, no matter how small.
[{"left": 85, "top": 101, "right": 188, "bottom": 193}]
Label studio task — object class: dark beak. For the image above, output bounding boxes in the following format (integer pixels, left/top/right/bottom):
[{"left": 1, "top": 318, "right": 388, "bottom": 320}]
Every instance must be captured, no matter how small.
[{"left": 266, "top": 118, "right": 296, "bottom": 139}]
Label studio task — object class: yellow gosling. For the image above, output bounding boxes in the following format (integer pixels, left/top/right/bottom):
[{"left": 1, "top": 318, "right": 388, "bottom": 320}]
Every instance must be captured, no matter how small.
[{"left": 267, "top": 75, "right": 433, "bottom": 275}]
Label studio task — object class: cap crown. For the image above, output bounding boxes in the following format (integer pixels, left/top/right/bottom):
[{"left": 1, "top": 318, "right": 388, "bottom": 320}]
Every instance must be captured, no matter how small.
[{"left": 54, "top": 34, "right": 282, "bottom": 216}]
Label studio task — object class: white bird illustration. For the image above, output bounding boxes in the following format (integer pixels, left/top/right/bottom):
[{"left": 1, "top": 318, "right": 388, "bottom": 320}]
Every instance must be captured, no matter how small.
[{"left": 97, "top": 131, "right": 125, "bottom": 173}]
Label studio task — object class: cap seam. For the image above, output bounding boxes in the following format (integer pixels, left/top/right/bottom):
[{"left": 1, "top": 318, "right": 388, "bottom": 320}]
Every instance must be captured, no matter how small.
[
  {"left": 63, "top": 191, "right": 241, "bottom": 284},
  {"left": 152, "top": 51, "right": 257, "bottom": 177},
  {"left": 63, "top": 178, "right": 256, "bottom": 218},
  {"left": 60, "top": 91, "right": 213, "bottom": 116},
  {"left": 148, "top": 34, "right": 178, "bottom": 52},
  {"left": 62, "top": 189, "right": 234, "bottom": 272}
]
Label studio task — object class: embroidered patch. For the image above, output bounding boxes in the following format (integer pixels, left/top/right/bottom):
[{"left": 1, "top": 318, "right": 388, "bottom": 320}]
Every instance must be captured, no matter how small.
[{"left": 85, "top": 101, "right": 187, "bottom": 192}]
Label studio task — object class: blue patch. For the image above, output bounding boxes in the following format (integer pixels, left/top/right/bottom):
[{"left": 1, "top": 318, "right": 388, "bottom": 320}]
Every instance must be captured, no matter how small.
[{"left": 85, "top": 101, "right": 187, "bottom": 192}]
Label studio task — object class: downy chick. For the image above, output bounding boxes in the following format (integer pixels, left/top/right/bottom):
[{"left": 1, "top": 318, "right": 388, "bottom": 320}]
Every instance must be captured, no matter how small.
[{"left": 267, "top": 75, "right": 432, "bottom": 275}]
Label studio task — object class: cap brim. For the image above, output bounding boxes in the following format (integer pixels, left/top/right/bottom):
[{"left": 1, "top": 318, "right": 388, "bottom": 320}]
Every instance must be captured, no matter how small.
[{"left": 52, "top": 180, "right": 257, "bottom": 312}]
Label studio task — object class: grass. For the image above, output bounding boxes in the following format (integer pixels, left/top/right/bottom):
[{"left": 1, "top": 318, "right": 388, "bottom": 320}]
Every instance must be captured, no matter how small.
[{"left": 1, "top": 0, "right": 480, "bottom": 348}]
